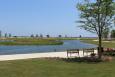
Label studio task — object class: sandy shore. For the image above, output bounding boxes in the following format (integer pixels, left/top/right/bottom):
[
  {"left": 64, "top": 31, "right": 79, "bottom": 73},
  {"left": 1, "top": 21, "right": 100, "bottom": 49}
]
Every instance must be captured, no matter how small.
[{"left": 0, "top": 50, "right": 98, "bottom": 61}]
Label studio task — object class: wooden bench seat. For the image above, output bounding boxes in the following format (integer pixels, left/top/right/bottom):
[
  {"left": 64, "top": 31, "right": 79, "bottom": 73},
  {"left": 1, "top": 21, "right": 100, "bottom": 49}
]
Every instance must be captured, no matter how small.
[{"left": 67, "top": 49, "right": 79, "bottom": 57}]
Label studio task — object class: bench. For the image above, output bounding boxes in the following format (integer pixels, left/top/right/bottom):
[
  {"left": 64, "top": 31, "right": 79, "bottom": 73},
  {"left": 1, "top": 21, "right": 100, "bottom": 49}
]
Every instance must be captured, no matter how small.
[
  {"left": 83, "top": 48, "right": 95, "bottom": 56},
  {"left": 67, "top": 49, "right": 79, "bottom": 57}
]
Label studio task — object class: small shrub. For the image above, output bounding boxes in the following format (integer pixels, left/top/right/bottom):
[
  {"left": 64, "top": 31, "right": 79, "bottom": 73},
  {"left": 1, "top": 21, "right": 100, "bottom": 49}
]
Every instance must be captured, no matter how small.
[
  {"left": 103, "top": 51, "right": 115, "bottom": 56},
  {"left": 64, "top": 57, "right": 102, "bottom": 63}
]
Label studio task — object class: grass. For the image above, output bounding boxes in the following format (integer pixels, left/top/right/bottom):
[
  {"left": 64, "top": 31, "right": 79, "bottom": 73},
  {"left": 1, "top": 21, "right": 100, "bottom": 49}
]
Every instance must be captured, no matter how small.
[
  {"left": 81, "top": 39, "right": 115, "bottom": 48},
  {"left": 0, "top": 37, "right": 115, "bottom": 77},
  {"left": 0, "top": 37, "right": 96, "bottom": 46},
  {"left": 0, "top": 58, "right": 115, "bottom": 77},
  {"left": 0, "top": 38, "right": 63, "bottom": 45},
  {"left": 1, "top": 37, "right": 114, "bottom": 47}
]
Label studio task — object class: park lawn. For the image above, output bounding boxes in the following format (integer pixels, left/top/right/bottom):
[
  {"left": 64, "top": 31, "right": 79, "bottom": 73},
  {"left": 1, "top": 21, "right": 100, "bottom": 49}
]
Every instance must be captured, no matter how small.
[
  {"left": 55, "top": 37, "right": 97, "bottom": 40},
  {"left": 81, "top": 39, "right": 115, "bottom": 48},
  {"left": 0, "top": 58, "right": 115, "bottom": 77},
  {"left": 0, "top": 38, "right": 63, "bottom": 45}
]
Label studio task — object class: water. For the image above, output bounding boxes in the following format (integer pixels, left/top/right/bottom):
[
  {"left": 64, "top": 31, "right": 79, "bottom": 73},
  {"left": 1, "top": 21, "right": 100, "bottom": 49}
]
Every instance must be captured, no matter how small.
[{"left": 0, "top": 40, "right": 97, "bottom": 55}]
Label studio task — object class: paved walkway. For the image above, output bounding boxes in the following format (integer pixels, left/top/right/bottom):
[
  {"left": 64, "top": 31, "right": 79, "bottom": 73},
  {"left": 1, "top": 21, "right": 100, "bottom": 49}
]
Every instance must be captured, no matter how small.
[
  {"left": 0, "top": 50, "right": 98, "bottom": 61},
  {"left": 0, "top": 52, "right": 67, "bottom": 61}
]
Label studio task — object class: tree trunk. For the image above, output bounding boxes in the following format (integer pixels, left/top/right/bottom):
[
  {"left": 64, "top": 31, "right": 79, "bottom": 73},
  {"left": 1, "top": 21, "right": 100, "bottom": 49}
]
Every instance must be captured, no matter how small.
[
  {"left": 97, "top": 0, "right": 102, "bottom": 59},
  {"left": 98, "top": 35, "right": 102, "bottom": 59}
]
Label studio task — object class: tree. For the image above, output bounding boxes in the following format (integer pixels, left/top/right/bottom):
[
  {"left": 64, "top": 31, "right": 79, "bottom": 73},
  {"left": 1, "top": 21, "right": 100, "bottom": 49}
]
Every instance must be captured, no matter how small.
[
  {"left": 79, "top": 35, "right": 82, "bottom": 38},
  {"left": 77, "top": 0, "right": 115, "bottom": 59},
  {"left": 5, "top": 33, "right": 8, "bottom": 38},
  {"left": 58, "top": 35, "right": 62, "bottom": 38},
  {"left": 30, "top": 34, "right": 34, "bottom": 38},
  {"left": 0, "top": 31, "right": 2, "bottom": 38},
  {"left": 36, "top": 34, "right": 39, "bottom": 38},
  {"left": 46, "top": 35, "right": 50, "bottom": 38},
  {"left": 9, "top": 33, "right": 12, "bottom": 38},
  {"left": 111, "top": 29, "right": 115, "bottom": 38},
  {"left": 102, "top": 28, "right": 109, "bottom": 39},
  {"left": 40, "top": 34, "right": 43, "bottom": 38}
]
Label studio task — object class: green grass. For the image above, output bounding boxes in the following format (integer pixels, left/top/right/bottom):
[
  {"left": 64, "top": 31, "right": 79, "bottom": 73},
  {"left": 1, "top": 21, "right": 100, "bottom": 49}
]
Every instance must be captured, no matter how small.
[
  {"left": 0, "top": 38, "right": 115, "bottom": 77},
  {"left": 81, "top": 39, "right": 115, "bottom": 48},
  {"left": 55, "top": 37, "right": 97, "bottom": 40},
  {"left": 0, "top": 58, "right": 115, "bottom": 77},
  {"left": 0, "top": 38, "right": 63, "bottom": 45},
  {"left": 0, "top": 37, "right": 96, "bottom": 45}
]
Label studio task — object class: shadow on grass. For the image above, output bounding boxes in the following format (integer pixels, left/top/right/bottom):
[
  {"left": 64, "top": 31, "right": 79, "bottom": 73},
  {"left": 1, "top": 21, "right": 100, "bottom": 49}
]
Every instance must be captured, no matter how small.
[
  {"left": 42, "top": 57, "right": 102, "bottom": 63},
  {"left": 61, "top": 57, "right": 102, "bottom": 63}
]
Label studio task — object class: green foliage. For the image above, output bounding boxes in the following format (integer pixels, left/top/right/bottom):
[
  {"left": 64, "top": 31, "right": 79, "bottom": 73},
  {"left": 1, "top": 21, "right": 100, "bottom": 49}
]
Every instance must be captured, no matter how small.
[
  {"left": 102, "top": 27, "right": 109, "bottom": 38},
  {"left": 0, "top": 31, "right": 2, "bottom": 37},
  {"left": 46, "top": 35, "right": 50, "bottom": 38},
  {"left": 4, "top": 33, "right": 8, "bottom": 38},
  {"left": 9, "top": 33, "right": 12, "bottom": 37},
  {"left": 77, "top": 0, "right": 115, "bottom": 35},
  {"left": 30, "top": 34, "right": 34, "bottom": 38},
  {"left": 77, "top": 0, "right": 115, "bottom": 58}
]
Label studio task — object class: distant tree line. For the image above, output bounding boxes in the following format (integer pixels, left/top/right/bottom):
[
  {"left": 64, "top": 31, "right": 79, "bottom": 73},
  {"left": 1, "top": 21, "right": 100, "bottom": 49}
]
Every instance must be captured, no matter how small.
[
  {"left": 0, "top": 30, "right": 12, "bottom": 38},
  {"left": 30, "top": 34, "right": 44, "bottom": 38},
  {"left": 29, "top": 34, "right": 69, "bottom": 38},
  {"left": 0, "top": 30, "right": 81, "bottom": 38}
]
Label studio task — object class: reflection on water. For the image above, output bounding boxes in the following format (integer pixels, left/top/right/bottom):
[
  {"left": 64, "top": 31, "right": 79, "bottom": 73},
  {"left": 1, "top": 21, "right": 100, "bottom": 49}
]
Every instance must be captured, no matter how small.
[{"left": 0, "top": 40, "right": 97, "bottom": 55}]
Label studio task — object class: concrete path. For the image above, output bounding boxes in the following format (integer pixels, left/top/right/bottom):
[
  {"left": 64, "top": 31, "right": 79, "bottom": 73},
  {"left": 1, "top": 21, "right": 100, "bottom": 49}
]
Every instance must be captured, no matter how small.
[{"left": 0, "top": 50, "right": 98, "bottom": 61}]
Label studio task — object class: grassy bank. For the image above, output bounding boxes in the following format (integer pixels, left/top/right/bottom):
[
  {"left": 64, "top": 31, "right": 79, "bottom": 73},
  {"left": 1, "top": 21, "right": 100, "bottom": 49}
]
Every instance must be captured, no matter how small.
[
  {"left": 81, "top": 39, "right": 115, "bottom": 48},
  {"left": 0, "top": 58, "right": 115, "bottom": 77},
  {"left": 1, "top": 37, "right": 114, "bottom": 47},
  {"left": 0, "top": 37, "right": 96, "bottom": 46},
  {"left": 0, "top": 38, "right": 63, "bottom": 45}
]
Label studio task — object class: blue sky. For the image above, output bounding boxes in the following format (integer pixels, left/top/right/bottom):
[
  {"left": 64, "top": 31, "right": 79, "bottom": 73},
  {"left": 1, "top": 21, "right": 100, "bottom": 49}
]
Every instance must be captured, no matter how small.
[{"left": 0, "top": 0, "right": 96, "bottom": 37}]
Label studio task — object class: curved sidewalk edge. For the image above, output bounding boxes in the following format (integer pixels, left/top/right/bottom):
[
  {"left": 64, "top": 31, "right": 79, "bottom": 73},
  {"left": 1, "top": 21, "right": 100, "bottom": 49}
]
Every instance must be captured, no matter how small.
[
  {"left": 0, "top": 52, "right": 67, "bottom": 61},
  {"left": 0, "top": 50, "right": 98, "bottom": 61}
]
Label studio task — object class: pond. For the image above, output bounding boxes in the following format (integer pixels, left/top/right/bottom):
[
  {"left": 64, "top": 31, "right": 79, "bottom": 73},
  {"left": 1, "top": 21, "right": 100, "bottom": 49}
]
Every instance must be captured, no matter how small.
[{"left": 0, "top": 40, "right": 97, "bottom": 55}]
